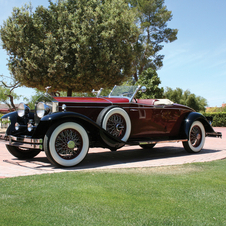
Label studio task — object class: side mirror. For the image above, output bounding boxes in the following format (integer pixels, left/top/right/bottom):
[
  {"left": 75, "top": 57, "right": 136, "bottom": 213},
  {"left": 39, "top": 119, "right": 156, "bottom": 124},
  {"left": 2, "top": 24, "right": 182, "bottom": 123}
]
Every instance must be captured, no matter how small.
[{"left": 140, "top": 86, "right": 147, "bottom": 93}]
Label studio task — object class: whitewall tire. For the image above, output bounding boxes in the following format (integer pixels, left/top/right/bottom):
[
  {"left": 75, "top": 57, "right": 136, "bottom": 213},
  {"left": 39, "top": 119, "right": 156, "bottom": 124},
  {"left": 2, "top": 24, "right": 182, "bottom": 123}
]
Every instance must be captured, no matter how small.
[
  {"left": 99, "top": 107, "right": 131, "bottom": 142},
  {"left": 44, "top": 122, "right": 89, "bottom": 167},
  {"left": 183, "top": 121, "right": 205, "bottom": 153}
]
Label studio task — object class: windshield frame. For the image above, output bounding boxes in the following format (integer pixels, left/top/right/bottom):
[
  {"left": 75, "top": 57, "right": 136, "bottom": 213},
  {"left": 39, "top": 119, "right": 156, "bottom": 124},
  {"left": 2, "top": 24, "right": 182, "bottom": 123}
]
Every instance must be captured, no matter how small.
[{"left": 108, "top": 85, "right": 141, "bottom": 102}]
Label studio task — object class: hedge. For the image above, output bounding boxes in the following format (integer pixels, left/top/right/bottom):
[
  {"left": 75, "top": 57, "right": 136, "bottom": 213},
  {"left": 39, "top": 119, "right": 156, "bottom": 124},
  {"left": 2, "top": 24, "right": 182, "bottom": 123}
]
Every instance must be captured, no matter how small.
[{"left": 203, "top": 112, "right": 226, "bottom": 127}]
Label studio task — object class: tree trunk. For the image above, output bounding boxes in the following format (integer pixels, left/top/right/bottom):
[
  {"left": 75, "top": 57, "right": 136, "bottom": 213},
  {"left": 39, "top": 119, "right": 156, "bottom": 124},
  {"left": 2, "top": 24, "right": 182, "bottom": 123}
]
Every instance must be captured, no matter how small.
[
  {"left": 67, "top": 88, "right": 72, "bottom": 97},
  {"left": 5, "top": 94, "right": 16, "bottom": 111},
  {"left": 133, "top": 72, "right": 138, "bottom": 82}
]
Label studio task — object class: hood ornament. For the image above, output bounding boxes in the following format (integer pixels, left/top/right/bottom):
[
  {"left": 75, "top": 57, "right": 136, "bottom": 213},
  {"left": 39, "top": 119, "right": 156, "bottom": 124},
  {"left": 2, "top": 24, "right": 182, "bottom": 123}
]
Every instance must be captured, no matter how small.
[
  {"left": 92, "top": 88, "right": 103, "bottom": 98},
  {"left": 45, "top": 86, "right": 51, "bottom": 95}
]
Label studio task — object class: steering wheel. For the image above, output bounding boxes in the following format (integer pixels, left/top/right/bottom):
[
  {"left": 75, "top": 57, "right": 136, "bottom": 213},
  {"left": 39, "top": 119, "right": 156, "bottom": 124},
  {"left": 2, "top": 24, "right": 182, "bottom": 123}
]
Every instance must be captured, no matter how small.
[
  {"left": 121, "top": 92, "right": 133, "bottom": 96},
  {"left": 121, "top": 92, "right": 137, "bottom": 103}
]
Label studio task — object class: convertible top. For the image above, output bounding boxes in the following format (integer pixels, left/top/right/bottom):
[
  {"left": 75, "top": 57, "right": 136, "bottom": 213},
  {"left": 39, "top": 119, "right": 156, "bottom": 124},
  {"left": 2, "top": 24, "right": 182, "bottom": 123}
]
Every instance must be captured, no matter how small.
[
  {"left": 154, "top": 99, "right": 174, "bottom": 105},
  {"left": 137, "top": 99, "right": 174, "bottom": 106}
]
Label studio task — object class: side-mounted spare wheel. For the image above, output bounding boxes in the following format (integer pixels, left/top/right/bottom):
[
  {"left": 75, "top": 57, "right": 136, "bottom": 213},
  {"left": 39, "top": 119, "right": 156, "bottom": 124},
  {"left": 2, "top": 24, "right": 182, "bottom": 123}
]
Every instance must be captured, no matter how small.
[
  {"left": 183, "top": 121, "right": 205, "bottom": 153},
  {"left": 97, "top": 106, "right": 131, "bottom": 143},
  {"left": 44, "top": 122, "right": 89, "bottom": 167}
]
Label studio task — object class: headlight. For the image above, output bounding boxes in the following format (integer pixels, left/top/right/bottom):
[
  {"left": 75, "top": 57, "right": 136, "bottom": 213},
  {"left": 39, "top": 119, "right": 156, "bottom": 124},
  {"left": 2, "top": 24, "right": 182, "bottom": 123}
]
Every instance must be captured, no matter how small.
[
  {"left": 15, "top": 122, "right": 20, "bottom": 130},
  {"left": 36, "top": 102, "right": 51, "bottom": 118},
  {"left": 17, "top": 103, "right": 30, "bottom": 117},
  {"left": 27, "top": 120, "right": 34, "bottom": 132}
]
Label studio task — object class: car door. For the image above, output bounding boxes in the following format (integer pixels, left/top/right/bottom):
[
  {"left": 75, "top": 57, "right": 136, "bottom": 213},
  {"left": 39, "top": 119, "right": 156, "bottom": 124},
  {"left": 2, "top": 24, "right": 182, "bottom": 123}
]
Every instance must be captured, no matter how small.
[{"left": 128, "top": 103, "right": 181, "bottom": 138}]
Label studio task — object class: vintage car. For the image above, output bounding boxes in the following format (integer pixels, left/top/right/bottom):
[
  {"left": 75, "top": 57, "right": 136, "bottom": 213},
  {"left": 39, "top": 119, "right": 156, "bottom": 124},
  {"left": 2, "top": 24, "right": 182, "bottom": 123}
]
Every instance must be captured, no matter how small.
[{"left": 1, "top": 85, "right": 222, "bottom": 167}]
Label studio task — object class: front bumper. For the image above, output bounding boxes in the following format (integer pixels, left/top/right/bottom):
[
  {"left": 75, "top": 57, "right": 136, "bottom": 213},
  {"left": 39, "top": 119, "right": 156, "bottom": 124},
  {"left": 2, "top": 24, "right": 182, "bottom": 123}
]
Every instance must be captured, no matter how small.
[{"left": 8, "top": 135, "right": 43, "bottom": 149}]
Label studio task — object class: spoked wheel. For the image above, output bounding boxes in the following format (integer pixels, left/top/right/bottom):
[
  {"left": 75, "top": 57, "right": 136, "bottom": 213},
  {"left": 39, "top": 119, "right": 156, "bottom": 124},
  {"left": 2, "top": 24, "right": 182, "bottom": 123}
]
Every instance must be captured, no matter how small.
[
  {"left": 183, "top": 121, "right": 205, "bottom": 153},
  {"left": 6, "top": 145, "right": 41, "bottom": 159},
  {"left": 105, "top": 113, "right": 127, "bottom": 140},
  {"left": 97, "top": 107, "right": 131, "bottom": 142},
  {"left": 44, "top": 122, "right": 89, "bottom": 167}
]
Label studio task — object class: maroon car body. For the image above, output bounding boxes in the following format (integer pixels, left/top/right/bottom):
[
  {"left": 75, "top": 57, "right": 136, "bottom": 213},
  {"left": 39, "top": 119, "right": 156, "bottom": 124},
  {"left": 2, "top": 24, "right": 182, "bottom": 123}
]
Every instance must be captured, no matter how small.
[{"left": 1, "top": 85, "right": 221, "bottom": 167}]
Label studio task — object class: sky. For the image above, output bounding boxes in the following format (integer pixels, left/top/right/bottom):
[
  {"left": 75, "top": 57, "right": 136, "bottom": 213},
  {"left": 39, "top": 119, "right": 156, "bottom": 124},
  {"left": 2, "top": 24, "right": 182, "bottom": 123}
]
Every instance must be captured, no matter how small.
[{"left": 0, "top": 0, "right": 226, "bottom": 107}]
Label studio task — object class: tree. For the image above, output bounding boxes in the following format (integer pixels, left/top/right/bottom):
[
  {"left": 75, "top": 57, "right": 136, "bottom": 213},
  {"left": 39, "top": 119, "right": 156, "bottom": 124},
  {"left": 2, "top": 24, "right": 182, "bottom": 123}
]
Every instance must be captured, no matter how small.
[
  {"left": 164, "top": 87, "right": 207, "bottom": 112},
  {"left": 135, "top": 68, "right": 163, "bottom": 99},
  {"left": 0, "top": 0, "right": 139, "bottom": 96},
  {"left": 164, "top": 87, "right": 184, "bottom": 105},
  {"left": 0, "top": 75, "right": 21, "bottom": 111},
  {"left": 128, "top": 0, "right": 178, "bottom": 81}
]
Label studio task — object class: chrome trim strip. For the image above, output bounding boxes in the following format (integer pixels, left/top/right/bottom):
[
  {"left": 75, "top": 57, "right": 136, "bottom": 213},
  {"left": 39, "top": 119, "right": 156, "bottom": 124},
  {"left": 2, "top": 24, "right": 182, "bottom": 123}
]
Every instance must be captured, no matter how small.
[
  {"left": 58, "top": 104, "right": 181, "bottom": 110},
  {"left": 59, "top": 105, "right": 109, "bottom": 109}
]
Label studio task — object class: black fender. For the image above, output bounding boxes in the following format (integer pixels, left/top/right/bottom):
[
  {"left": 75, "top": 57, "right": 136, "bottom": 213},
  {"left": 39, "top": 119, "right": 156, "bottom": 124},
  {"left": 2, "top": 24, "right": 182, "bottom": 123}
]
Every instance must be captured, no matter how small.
[
  {"left": 1, "top": 111, "right": 35, "bottom": 135},
  {"left": 1, "top": 112, "right": 17, "bottom": 135},
  {"left": 182, "top": 112, "right": 215, "bottom": 139},
  {"left": 32, "top": 111, "right": 125, "bottom": 148},
  {"left": 1, "top": 111, "right": 18, "bottom": 122}
]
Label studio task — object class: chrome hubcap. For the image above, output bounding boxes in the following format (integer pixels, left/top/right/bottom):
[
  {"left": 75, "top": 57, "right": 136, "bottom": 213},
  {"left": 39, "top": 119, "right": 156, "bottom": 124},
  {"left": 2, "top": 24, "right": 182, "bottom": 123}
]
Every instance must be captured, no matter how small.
[
  {"left": 116, "top": 123, "right": 124, "bottom": 132},
  {"left": 67, "top": 140, "right": 76, "bottom": 149}
]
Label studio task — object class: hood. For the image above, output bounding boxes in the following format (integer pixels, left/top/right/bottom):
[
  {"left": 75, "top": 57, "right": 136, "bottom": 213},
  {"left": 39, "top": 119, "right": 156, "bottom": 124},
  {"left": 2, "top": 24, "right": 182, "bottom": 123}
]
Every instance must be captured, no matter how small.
[
  {"left": 173, "top": 103, "right": 195, "bottom": 112},
  {"left": 53, "top": 96, "right": 130, "bottom": 104}
]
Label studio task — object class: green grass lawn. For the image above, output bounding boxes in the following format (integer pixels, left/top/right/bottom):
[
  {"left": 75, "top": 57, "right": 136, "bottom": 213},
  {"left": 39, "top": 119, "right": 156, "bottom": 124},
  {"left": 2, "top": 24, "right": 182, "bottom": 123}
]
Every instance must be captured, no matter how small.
[{"left": 1, "top": 159, "right": 226, "bottom": 226}]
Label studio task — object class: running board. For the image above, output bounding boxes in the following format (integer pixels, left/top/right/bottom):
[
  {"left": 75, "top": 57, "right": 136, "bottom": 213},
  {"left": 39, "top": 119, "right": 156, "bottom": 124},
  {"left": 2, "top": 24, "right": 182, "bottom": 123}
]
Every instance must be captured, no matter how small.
[{"left": 139, "top": 139, "right": 188, "bottom": 145}]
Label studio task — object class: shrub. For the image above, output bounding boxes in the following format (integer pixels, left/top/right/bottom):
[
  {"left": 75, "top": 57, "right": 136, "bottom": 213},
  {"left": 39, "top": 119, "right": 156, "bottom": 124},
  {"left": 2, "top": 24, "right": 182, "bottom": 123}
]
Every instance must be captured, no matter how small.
[{"left": 203, "top": 112, "right": 226, "bottom": 127}]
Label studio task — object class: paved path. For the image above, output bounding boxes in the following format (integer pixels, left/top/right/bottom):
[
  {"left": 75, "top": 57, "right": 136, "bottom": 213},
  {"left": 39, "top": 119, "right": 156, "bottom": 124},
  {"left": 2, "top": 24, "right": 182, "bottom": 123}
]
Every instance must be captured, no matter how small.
[{"left": 0, "top": 127, "right": 225, "bottom": 178}]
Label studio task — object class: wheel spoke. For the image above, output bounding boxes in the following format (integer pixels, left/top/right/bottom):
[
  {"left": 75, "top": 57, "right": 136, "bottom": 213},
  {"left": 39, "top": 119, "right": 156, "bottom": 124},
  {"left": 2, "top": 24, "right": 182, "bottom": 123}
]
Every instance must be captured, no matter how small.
[
  {"left": 106, "top": 114, "right": 126, "bottom": 139},
  {"left": 190, "top": 126, "right": 202, "bottom": 147},
  {"left": 55, "top": 128, "right": 82, "bottom": 159}
]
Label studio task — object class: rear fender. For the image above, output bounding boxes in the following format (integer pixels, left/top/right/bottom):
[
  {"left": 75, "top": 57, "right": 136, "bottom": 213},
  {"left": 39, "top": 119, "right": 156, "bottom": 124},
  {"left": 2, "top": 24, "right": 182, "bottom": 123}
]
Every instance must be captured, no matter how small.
[{"left": 182, "top": 112, "right": 215, "bottom": 139}]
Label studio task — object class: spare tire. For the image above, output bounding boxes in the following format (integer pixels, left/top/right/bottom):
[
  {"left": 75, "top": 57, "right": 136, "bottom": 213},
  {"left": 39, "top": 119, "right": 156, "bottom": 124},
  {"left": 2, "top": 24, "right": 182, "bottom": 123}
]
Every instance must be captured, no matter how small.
[{"left": 97, "top": 106, "right": 131, "bottom": 142}]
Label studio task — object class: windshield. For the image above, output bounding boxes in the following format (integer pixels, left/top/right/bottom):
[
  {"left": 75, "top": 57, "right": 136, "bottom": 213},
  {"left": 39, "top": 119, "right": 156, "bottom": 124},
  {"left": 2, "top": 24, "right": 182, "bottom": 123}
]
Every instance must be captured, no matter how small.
[{"left": 108, "top": 85, "right": 140, "bottom": 101}]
